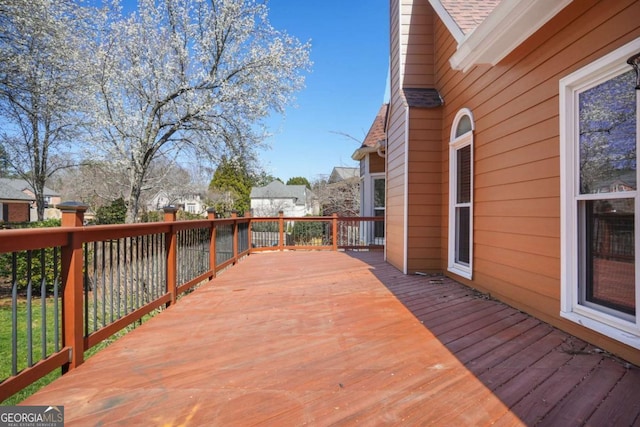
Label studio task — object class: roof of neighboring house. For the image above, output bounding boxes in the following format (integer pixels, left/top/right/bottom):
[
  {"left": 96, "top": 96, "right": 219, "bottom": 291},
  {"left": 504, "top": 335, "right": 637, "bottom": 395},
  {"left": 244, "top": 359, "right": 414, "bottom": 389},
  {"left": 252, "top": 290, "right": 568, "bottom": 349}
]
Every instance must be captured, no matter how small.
[
  {"left": 328, "top": 167, "right": 358, "bottom": 184},
  {"left": 250, "top": 181, "right": 314, "bottom": 206},
  {"left": 352, "top": 104, "right": 389, "bottom": 161},
  {"left": 0, "top": 179, "right": 34, "bottom": 202},
  {"left": 0, "top": 178, "right": 60, "bottom": 198},
  {"left": 403, "top": 88, "right": 443, "bottom": 108},
  {"left": 440, "top": 0, "right": 502, "bottom": 35}
]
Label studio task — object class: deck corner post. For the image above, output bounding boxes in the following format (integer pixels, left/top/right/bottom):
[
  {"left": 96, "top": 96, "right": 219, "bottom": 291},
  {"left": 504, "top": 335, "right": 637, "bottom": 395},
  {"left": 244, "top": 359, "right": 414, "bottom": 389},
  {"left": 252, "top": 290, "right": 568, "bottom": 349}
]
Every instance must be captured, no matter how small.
[
  {"left": 245, "top": 211, "right": 252, "bottom": 255},
  {"left": 163, "top": 206, "right": 179, "bottom": 307},
  {"left": 231, "top": 211, "right": 238, "bottom": 264},
  {"left": 332, "top": 213, "right": 338, "bottom": 251},
  {"left": 278, "top": 211, "right": 285, "bottom": 251},
  {"left": 59, "top": 201, "right": 88, "bottom": 372},
  {"left": 207, "top": 208, "right": 217, "bottom": 278}
]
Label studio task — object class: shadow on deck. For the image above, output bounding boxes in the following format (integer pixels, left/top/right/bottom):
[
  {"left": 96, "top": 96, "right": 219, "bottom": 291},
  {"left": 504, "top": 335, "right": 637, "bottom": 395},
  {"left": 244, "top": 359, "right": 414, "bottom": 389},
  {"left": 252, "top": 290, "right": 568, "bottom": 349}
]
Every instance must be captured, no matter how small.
[{"left": 22, "top": 251, "right": 640, "bottom": 425}]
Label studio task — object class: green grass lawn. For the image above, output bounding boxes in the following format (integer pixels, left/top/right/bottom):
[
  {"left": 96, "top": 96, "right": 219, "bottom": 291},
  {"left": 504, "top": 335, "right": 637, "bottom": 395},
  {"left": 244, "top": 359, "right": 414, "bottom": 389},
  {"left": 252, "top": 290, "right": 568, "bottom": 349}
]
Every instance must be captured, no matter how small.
[
  {"left": 1, "top": 296, "right": 164, "bottom": 405},
  {"left": 0, "top": 298, "right": 62, "bottom": 405}
]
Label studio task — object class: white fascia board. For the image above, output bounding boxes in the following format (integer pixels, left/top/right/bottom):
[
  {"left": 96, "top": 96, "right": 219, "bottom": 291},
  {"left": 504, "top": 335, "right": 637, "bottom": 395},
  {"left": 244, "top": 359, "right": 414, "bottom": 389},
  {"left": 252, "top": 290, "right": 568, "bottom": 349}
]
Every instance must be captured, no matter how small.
[
  {"left": 450, "top": 0, "right": 573, "bottom": 72},
  {"left": 427, "top": 0, "right": 465, "bottom": 43},
  {"left": 351, "top": 144, "right": 382, "bottom": 161}
]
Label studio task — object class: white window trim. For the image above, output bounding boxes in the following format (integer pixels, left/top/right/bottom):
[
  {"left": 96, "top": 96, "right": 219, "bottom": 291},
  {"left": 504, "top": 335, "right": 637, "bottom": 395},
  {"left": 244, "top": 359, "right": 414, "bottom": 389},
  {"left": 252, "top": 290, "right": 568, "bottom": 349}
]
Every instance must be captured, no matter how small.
[
  {"left": 560, "top": 37, "right": 640, "bottom": 349},
  {"left": 448, "top": 108, "right": 474, "bottom": 280}
]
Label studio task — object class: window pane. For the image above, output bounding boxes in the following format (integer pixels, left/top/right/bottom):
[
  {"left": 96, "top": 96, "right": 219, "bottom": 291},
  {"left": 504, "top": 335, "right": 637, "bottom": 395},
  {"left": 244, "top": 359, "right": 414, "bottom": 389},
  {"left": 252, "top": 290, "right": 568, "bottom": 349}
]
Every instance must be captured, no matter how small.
[
  {"left": 374, "top": 178, "right": 385, "bottom": 208},
  {"left": 455, "top": 115, "right": 472, "bottom": 137},
  {"left": 457, "top": 145, "right": 471, "bottom": 203},
  {"left": 579, "top": 70, "right": 636, "bottom": 194},
  {"left": 582, "top": 199, "right": 635, "bottom": 316},
  {"left": 456, "top": 206, "right": 470, "bottom": 264},
  {"left": 374, "top": 208, "right": 385, "bottom": 238}
]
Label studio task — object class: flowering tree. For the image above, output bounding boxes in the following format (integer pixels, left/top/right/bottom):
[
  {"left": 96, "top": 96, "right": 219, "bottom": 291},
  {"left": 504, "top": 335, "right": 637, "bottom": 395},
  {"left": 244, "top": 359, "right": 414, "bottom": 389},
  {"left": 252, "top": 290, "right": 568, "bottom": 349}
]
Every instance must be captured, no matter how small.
[
  {"left": 89, "top": 0, "right": 311, "bottom": 222},
  {"left": 0, "top": 0, "right": 98, "bottom": 220}
]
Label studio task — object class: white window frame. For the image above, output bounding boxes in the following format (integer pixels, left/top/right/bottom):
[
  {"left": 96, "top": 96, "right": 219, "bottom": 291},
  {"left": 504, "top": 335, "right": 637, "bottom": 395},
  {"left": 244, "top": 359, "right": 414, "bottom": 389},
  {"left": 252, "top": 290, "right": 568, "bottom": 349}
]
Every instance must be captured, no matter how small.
[
  {"left": 448, "top": 108, "right": 474, "bottom": 279},
  {"left": 560, "top": 37, "right": 640, "bottom": 349},
  {"left": 371, "top": 174, "right": 385, "bottom": 217}
]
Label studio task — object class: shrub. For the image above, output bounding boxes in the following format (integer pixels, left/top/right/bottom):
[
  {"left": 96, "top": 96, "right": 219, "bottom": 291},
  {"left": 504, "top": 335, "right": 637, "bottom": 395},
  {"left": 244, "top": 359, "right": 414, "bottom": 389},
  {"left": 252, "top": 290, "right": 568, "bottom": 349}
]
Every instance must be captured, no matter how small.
[
  {"left": 0, "top": 219, "right": 61, "bottom": 293},
  {"left": 292, "top": 220, "right": 324, "bottom": 244}
]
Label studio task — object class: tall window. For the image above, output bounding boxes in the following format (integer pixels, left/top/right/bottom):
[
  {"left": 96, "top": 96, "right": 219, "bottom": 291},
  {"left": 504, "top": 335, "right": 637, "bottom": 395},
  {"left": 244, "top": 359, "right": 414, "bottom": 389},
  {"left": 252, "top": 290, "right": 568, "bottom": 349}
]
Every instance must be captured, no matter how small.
[
  {"left": 448, "top": 109, "right": 474, "bottom": 279},
  {"left": 560, "top": 38, "right": 640, "bottom": 349},
  {"left": 373, "top": 177, "right": 385, "bottom": 239}
]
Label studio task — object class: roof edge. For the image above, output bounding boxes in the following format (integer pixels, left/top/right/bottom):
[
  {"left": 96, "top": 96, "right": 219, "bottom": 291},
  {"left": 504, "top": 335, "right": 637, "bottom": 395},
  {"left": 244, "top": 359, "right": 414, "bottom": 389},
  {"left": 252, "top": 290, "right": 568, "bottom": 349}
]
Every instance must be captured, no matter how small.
[
  {"left": 352, "top": 144, "right": 383, "bottom": 161},
  {"left": 449, "top": 0, "right": 573, "bottom": 72},
  {"left": 427, "top": 0, "right": 465, "bottom": 43}
]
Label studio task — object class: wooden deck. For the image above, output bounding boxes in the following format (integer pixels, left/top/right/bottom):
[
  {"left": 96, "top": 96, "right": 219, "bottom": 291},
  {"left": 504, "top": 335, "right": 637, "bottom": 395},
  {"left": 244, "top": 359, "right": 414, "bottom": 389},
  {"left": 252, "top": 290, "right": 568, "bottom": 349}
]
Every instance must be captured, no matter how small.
[{"left": 22, "top": 251, "right": 640, "bottom": 426}]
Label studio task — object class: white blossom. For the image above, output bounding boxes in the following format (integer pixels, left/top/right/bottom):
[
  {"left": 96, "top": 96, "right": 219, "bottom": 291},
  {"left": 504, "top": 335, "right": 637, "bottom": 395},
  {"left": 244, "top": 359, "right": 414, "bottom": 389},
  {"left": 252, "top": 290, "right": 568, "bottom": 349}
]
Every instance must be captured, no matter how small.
[{"left": 87, "top": 0, "right": 311, "bottom": 222}]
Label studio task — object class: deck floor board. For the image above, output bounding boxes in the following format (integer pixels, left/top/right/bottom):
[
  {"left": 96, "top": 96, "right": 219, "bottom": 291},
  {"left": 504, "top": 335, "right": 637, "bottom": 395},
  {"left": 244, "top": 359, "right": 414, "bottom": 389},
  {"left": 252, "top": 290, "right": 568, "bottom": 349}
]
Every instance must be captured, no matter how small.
[{"left": 21, "top": 251, "right": 640, "bottom": 426}]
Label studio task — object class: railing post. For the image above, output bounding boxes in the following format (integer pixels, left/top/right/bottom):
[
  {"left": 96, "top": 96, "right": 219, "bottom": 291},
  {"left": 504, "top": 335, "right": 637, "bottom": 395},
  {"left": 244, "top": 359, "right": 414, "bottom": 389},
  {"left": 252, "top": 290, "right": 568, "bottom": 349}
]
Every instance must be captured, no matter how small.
[
  {"left": 332, "top": 213, "right": 338, "bottom": 251},
  {"left": 163, "top": 206, "right": 178, "bottom": 307},
  {"left": 231, "top": 211, "right": 238, "bottom": 264},
  {"left": 59, "top": 201, "right": 88, "bottom": 372},
  {"left": 245, "top": 210, "right": 252, "bottom": 254},
  {"left": 278, "top": 211, "right": 284, "bottom": 251},
  {"left": 207, "top": 208, "right": 217, "bottom": 278}
]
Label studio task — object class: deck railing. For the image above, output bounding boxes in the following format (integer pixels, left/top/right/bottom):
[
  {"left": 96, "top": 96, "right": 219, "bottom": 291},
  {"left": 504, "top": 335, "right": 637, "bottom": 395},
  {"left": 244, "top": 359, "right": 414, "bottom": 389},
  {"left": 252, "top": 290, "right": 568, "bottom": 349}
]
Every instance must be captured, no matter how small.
[{"left": 0, "top": 206, "right": 383, "bottom": 402}]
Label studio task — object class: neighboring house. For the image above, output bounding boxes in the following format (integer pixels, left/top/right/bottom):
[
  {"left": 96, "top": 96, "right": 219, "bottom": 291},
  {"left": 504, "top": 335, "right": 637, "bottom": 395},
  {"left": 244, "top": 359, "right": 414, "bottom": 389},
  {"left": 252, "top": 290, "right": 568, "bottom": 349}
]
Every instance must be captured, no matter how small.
[
  {"left": 321, "top": 166, "right": 360, "bottom": 217},
  {"left": 250, "top": 180, "right": 318, "bottom": 217},
  {"left": 387, "top": 0, "right": 640, "bottom": 365},
  {"left": 146, "top": 190, "right": 206, "bottom": 215},
  {"left": 0, "top": 178, "right": 61, "bottom": 222},
  {"left": 328, "top": 167, "right": 359, "bottom": 184},
  {"left": 352, "top": 104, "right": 387, "bottom": 238},
  {"left": 0, "top": 181, "right": 33, "bottom": 223}
]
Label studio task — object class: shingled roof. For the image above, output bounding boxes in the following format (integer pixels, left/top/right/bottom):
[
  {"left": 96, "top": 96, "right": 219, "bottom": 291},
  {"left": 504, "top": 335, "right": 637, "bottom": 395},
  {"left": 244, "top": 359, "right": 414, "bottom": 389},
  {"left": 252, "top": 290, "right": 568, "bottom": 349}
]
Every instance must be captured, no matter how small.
[
  {"left": 362, "top": 104, "right": 388, "bottom": 149},
  {"left": 0, "top": 178, "right": 36, "bottom": 202},
  {"left": 403, "top": 88, "right": 443, "bottom": 108},
  {"left": 440, "top": 0, "right": 502, "bottom": 35},
  {"left": 250, "top": 181, "right": 312, "bottom": 206},
  {"left": 352, "top": 104, "right": 389, "bottom": 161}
]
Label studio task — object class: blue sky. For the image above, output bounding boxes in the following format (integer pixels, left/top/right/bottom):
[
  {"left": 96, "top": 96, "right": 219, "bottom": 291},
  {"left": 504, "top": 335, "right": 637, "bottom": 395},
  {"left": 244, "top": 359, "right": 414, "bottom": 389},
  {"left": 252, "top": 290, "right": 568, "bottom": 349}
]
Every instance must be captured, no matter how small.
[{"left": 260, "top": 1, "right": 389, "bottom": 182}]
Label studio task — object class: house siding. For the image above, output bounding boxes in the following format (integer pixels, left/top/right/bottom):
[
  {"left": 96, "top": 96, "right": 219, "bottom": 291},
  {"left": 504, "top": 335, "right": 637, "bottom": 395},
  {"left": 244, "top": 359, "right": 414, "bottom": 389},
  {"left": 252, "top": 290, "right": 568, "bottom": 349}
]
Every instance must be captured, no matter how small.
[
  {"left": 4, "top": 203, "right": 30, "bottom": 223},
  {"left": 369, "top": 154, "right": 385, "bottom": 174},
  {"left": 400, "top": 1, "right": 435, "bottom": 87},
  {"left": 386, "top": 0, "right": 406, "bottom": 271},
  {"left": 406, "top": 107, "right": 442, "bottom": 273},
  {"left": 428, "top": 0, "right": 640, "bottom": 363},
  {"left": 387, "top": 0, "right": 439, "bottom": 273}
]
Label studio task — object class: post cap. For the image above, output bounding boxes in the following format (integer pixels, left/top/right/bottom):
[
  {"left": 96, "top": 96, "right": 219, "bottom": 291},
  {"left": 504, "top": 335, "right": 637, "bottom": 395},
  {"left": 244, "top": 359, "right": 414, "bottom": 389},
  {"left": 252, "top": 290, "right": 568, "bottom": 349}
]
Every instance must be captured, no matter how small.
[{"left": 57, "top": 201, "right": 89, "bottom": 212}]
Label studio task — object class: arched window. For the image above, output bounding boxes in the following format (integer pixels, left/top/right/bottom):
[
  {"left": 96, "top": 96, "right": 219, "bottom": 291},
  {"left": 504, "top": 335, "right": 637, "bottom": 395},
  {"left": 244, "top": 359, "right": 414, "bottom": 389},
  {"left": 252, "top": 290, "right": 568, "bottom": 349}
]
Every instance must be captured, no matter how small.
[{"left": 448, "top": 108, "right": 474, "bottom": 279}]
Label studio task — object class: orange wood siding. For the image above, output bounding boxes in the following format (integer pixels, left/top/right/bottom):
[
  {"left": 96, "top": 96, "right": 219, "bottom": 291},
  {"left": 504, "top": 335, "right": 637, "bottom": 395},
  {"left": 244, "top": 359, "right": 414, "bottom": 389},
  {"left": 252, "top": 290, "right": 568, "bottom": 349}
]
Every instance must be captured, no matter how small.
[
  {"left": 400, "top": 1, "right": 436, "bottom": 87},
  {"left": 387, "top": 0, "right": 440, "bottom": 273},
  {"left": 431, "top": 0, "right": 640, "bottom": 360},
  {"left": 406, "top": 107, "right": 442, "bottom": 273},
  {"left": 386, "top": 0, "right": 406, "bottom": 271},
  {"left": 368, "top": 153, "right": 385, "bottom": 174}
]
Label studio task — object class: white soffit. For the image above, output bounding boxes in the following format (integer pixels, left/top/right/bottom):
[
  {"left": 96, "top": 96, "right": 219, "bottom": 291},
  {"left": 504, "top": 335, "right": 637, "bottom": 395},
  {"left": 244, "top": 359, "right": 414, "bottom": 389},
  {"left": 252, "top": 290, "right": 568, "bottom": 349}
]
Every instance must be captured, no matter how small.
[{"left": 449, "top": 0, "right": 573, "bottom": 72}]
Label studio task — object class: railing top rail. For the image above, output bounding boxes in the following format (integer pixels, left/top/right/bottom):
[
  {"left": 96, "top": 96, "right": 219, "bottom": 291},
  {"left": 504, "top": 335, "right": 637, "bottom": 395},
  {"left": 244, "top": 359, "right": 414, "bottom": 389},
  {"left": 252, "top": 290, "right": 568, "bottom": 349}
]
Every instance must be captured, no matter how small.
[
  {"left": 0, "top": 228, "right": 70, "bottom": 253},
  {"left": 0, "top": 215, "right": 383, "bottom": 253}
]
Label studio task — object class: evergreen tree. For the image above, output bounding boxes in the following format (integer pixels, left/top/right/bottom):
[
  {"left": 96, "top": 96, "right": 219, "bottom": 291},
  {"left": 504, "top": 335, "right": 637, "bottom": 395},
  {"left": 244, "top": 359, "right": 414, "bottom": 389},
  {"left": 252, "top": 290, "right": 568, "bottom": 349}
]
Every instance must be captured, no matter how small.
[
  {"left": 286, "top": 176, "right": 311, "bottom": 189},
  {"left": 208, "top": 158, "right": 253, "bottom": 215}
]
